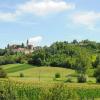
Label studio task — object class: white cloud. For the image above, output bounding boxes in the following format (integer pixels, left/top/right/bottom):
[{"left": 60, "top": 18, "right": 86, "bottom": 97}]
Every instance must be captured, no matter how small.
[
  {"left": 17, "top": 0, "right": 75, "bottom": 16},
  {"left": 0, "top": 0, "right": 75, "bottom": 21},
  {"left": 28, "top": 36, "right": 43, "bottom": 46},
  {"left": 0, "top": 12, "right": 16, "bottom": 21},
  {"left": 72, "top": 11, "right": 100, "bottom": 29}
]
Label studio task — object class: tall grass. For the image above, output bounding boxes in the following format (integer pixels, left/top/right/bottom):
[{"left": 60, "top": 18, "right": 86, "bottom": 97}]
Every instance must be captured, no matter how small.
[{"left": 0, "top": 79, "right": 100, "bottom": 100}]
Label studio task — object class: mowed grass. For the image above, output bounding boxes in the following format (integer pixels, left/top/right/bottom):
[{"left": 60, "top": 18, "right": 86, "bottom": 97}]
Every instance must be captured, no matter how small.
[
  {"left": 1, "top": 64, "right": 96, "bottom": 83},
  {"left": 2, "top": 64, "right": 33, "bottom": 73},
  {"left": 1, "top": 64, "right": 75, "bottom": 82}
]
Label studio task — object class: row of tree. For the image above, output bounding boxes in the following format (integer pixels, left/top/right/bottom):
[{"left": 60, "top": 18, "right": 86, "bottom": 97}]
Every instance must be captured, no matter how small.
[{"left": 1, "top": 40, "right": 100, "bottom": 70}]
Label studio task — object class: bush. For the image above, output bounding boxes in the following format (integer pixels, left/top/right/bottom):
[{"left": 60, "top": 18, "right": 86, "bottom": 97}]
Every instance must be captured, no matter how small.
[
  {"left": 19, "top": 73, "right": 24, "bottom": 77},
  {"left": 20, "top": 59, "right": 27, "bottom": 64},
  {"left": 94, "top": 66, "right": 100, "bottom": 83},
  {"left": 55, "top": 73, "right": 61, "bottom": 78},
  {"left": 77, "top": 74, "right": 87, "bottom": 83},
  {"left": 96, "top": 76, "right": 100, "bottom": 83},
  {"left": 0, "top": 68, "right": 7, "bottom": 78},
  {"left": 94, "top": 66, "right": 100, "bottom": 77}
]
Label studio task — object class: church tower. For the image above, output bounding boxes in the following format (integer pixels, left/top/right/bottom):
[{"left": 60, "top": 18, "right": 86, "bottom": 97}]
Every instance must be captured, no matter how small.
[{"left": 26, "top": 39, "right": 29, "bottom": 48}]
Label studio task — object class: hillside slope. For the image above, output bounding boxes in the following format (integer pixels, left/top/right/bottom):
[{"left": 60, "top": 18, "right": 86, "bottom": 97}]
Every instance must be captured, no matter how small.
[{"left": 1, "top": 64, "right": 75, "bottom": 79}]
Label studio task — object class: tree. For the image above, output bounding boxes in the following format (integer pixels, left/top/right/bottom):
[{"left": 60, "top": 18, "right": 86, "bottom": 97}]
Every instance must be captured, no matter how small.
[
  {"left": 93, "top": 55, "right": 100, "bottom": 68},
  {"left": 21, "top": 43, "right": 25, "bottom": 48},
  {"left": 75, "top": 49, "right": 91, "bottom": 83},
  {"left": 72, "top": 39, "right": 78, "bottom": 44},
  {"left": 0, "top": 49, "right": 7, "bottom": 56},
  {"left": 7, "top": 44, "right": 10, "bottom": 49},
  {"left": 29, "top": 57, "right": 42, "bottom": 66},
  {"left": 77, "top": 74, "right": 87, "bottom": 83},
  {"left": 94, "top": 65, "right": 100, "bottom": 83},
  {"left": 75, "top": 51, "right": 91, "bottom": 74}
]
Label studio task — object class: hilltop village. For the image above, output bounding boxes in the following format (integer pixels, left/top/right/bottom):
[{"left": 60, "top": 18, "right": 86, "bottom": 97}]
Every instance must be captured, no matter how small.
[{"left": 6, "top": 40, "right": 40, "bottom": 54}]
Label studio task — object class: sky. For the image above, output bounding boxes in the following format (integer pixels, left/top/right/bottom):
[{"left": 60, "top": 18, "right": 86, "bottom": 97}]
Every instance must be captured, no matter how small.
[{"left": 0, "top": 0, "right": 100, "bottom": 48}]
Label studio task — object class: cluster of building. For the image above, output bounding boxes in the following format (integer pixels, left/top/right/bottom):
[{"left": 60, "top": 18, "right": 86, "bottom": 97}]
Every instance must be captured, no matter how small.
[{"left": 8, "top": 40, "right": 34, "bottom": 54}]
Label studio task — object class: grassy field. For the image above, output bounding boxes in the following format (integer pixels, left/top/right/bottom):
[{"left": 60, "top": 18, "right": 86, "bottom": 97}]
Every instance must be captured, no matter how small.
[
  {"left": 1, "top": 64, "right": 96, "bottom": 83},
  {"left": 1, "top": 64, "right": 100, "bottom": 100},
  {"left": 1, "top": 64, "right": 76, "bottom": 82}
]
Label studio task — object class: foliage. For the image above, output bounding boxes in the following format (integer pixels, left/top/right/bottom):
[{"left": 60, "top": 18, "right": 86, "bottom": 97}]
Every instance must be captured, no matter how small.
[
  {"left": 29, "top": 41, "right": 94, "bottom": 71},
  {"left": 94, "top": 65, "right": 100, "bottom": 83},
  {"left": 1, "top": 79, "right": 100, "bottom": 100},
  {"left": 55, "top": 73, "right": 61, "bottom": 78},
  {"left": 0, "top": 53, "right": 29, "bottom": 65},
  {"left": 77, "top": 74, "right": 87, "bottom": 83},
  {"left": 0, "top": 68, "right": 7, "bottom": 78},
  {"left": 0, "top": 49, "right": 7, "bottom": 56},
  {"left": 94, "top": 65, "right": 100, "bottom": 77},
  {"left": 96, "top": 76, "right": 100, "bottom": 83},
  {"left": 75, "top": 50, "right": 91, "bottom": 74},
  {"left": 93, "top": 55, "right": 100, "bottom": 68},
  {"left": 19, "top": 73, "right": 24, "bottom": 77}
]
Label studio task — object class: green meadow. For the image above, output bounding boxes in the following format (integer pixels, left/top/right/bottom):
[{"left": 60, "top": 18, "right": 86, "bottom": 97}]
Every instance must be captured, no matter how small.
[{"left": 1, "top": 64, "right": 96, "bottom": 83}]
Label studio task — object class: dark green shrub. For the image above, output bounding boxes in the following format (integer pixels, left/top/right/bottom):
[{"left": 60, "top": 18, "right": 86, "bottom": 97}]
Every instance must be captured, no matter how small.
[
  {"left": 94, "top": 66, "right": 100, "bottom": 77},
  {"left": 0, "top": 68, "right": 7, "bottom": 78},
  {"left": 19, "top": 73, "right": 24, "bottom": 77},
  {"left": 77, "top": 74, "right": 87, "bottom": 83},
  {"left": 96, "top": 76, "right": 100, "bottom": 83},
  {"left": 55, "top": 73, "right": 61, "bottom": 78},
  {"left": 94, "top": 66, "right": 100, "bottom": 83}
]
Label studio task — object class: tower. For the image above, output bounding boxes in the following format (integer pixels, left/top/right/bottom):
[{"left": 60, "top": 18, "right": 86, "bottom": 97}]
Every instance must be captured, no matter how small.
[{"left": 26, "top": 39, "right": 29, "bottom": 48}]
